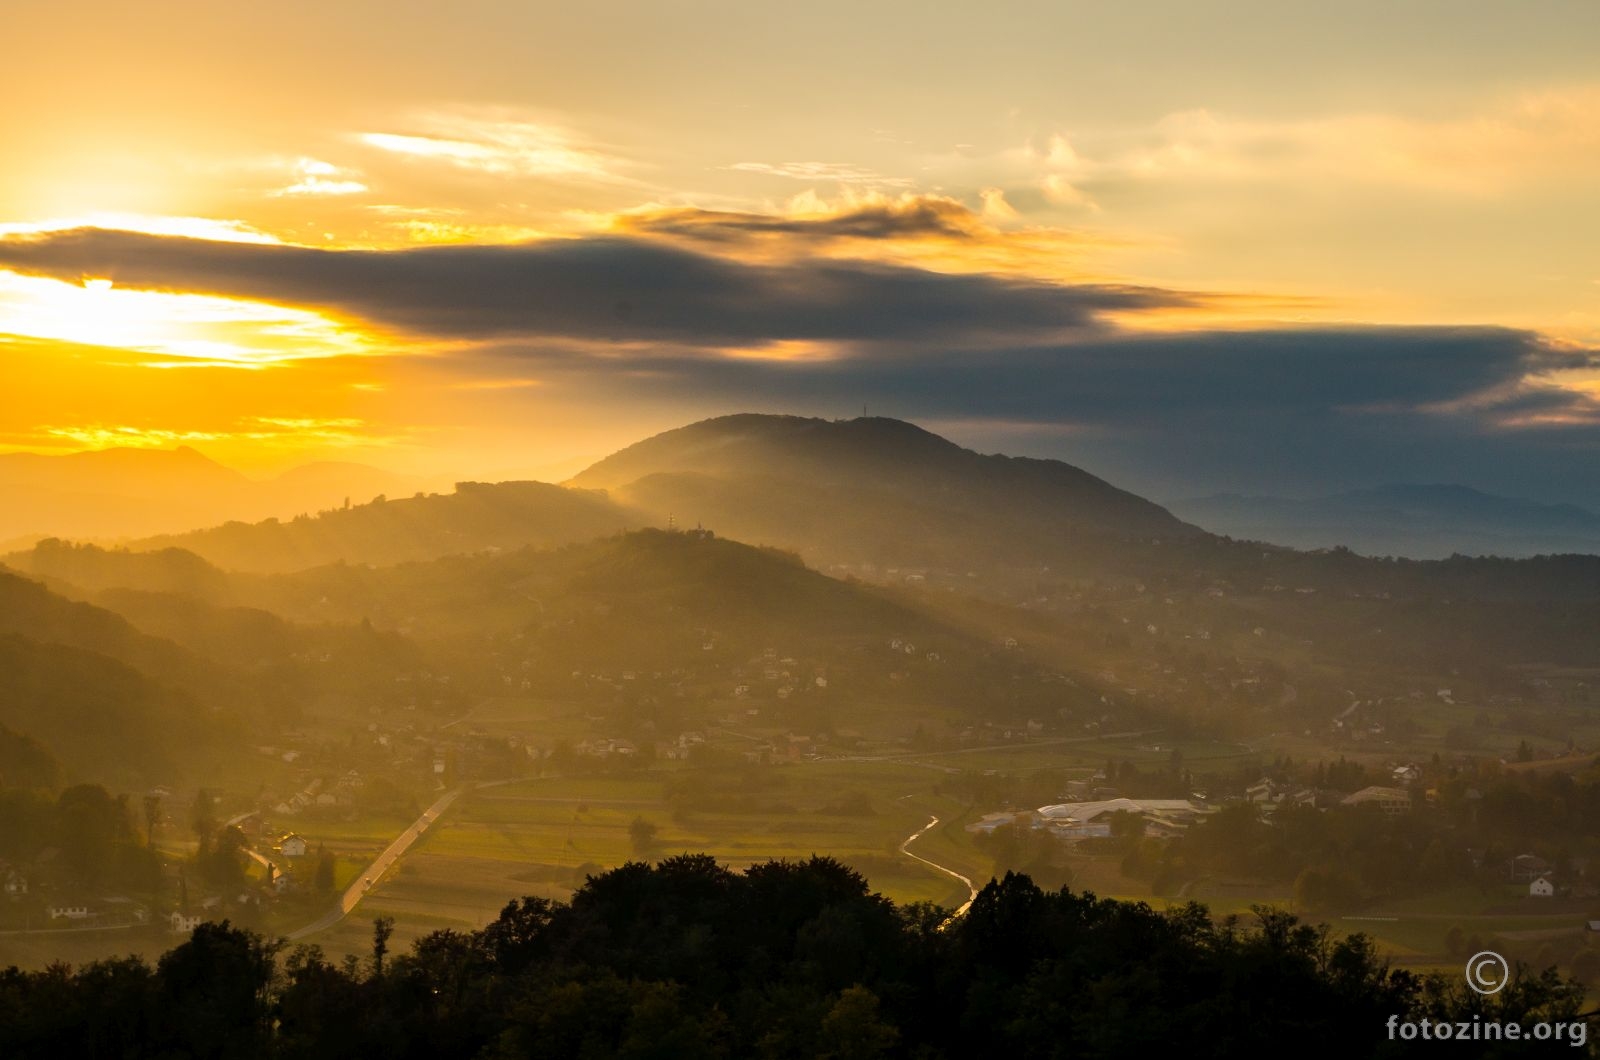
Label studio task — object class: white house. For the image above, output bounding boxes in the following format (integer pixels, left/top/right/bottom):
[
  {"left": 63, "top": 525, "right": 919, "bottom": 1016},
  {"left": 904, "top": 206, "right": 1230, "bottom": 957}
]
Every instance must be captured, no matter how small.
[
  {"left": 1530, "top": 876, "right": 1555, "bottom": 898},
  {"left": 48, "top": 903, "right": 90, "bottom": 920},
  {"left": 279, "top": 833, "right": 309, "bottom": 858},
  {"left": 168, "top": 911, "right": 203, "bottom": 933}
]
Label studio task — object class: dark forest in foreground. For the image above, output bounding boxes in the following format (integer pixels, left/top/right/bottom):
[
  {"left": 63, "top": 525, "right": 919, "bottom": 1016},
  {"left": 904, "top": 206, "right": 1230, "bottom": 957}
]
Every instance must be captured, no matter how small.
[{"left": 1, "top": 856, "right": 1591, "bottom": 1059}]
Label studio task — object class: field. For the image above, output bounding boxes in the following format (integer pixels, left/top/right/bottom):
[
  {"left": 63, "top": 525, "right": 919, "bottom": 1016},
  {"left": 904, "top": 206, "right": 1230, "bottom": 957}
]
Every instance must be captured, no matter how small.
[{"left": 286, "top": 758, "right": 1003, "bottom": 958}]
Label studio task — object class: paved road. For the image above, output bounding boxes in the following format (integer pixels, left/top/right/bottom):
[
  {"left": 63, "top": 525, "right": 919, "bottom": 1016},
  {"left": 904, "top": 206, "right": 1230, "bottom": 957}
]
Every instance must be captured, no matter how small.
[
  {"left": 898, "top": 815, "right": 980, "bottom": 922},
  {"left": 287, "top": 785, "right": 465, "bottom": 941}
]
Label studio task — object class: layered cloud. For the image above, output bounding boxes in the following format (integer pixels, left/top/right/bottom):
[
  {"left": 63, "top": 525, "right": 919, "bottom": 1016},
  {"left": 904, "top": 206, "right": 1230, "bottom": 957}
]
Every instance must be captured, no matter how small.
[
  {"left": 2, "top": 221, "right": 1596, "bottom": 503},
  {"left": 0, "top": 227, "right": 1187, "bottom": 350}
]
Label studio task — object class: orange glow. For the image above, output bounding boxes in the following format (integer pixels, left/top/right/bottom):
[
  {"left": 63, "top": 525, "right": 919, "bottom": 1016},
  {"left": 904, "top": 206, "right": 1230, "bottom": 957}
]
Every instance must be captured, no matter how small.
[{"left": 0, "top": 271, "right": 366, "bottom": 366}]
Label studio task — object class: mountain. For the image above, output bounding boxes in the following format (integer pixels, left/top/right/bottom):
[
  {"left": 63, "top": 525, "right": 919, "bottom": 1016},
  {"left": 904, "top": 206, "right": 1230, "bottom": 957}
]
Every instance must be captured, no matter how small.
[
  {"left": 570, "top": 415, "right": 1197, "bottom": 571},
  {"left": 0, "top": 446, "right": 442, "bottom": 543},
  {"left": 1173, "top": 484, "right": 1600, "bottom": 559}
]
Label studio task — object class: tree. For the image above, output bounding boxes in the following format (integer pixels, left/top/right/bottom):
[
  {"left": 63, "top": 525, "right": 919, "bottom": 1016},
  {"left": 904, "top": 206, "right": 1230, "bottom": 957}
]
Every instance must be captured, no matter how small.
[
  {"left": 371, "top": 916, "right": 395, "bottom": 978},
  {"left": 820, "top": 985, "right": 898, "bottom": 1060},
  {"left": 1107, "top": 810, "right": 1146, "bottom": 849},
  {"left": 629, "top": 816, "right": 659, "bottom": 855}
]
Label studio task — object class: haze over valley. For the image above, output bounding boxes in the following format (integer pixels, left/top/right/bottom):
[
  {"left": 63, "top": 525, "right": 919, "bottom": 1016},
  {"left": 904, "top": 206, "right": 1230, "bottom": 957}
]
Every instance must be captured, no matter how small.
[{"left": 7, "top": 4, "right": 1600, "bottom": 1051}]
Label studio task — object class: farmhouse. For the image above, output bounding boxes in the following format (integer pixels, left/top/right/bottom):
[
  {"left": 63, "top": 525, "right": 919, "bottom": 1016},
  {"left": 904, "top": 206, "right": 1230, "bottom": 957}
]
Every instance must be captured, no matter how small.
[{"left": 1530, "top": 876, "right": 1555, "bottom": 898}]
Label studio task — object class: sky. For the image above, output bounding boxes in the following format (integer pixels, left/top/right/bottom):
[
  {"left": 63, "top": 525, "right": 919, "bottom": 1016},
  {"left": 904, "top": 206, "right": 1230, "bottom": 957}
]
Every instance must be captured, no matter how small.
[{"left": 2, "top": 0, "right": 1598, "bottom": 503}]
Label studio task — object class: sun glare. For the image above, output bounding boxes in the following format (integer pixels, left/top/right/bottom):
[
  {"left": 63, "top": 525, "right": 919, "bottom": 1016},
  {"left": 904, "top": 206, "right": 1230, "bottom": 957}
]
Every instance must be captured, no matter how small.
[{"left": 0, "top": 270, "right": 365, "bottom": 365}]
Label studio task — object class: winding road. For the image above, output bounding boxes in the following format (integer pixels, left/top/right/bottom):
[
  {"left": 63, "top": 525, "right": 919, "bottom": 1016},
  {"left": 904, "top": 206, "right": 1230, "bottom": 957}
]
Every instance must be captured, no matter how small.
[{"left": 898, "top": 815, "right": 980, "bottom": 921}]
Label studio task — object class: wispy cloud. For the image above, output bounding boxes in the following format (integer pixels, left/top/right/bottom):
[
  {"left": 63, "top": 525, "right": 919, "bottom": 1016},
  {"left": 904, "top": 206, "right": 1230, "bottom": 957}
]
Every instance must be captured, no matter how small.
[
  {"left": 358, "top": 111, "right": 634, "bottom": 184},
  {"left": 273, "top": 158, "right": 368, "bottom": 197},
  {"left": 727, "top": 161, "right": 914, "bottom": 187}
]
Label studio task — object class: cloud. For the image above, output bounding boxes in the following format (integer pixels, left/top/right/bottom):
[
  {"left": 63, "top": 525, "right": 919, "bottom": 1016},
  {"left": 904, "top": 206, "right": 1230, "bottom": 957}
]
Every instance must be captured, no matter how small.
[
  {"left": 273, "top": 158, "right": 368, "bottom": 197},
  {"left": 6, "top": 225, "right": 1597, "bottom": 504},
  {"left": 358, "top": 112, "right": 633, "bottom": 184},
  {"left": 463, "top": 324, "right": 1600, "bottom": 503},
  {"left": 0, "top": 227, "right": 1188, "bottom": 350},
  {"left": 612, "top": 194, "right": 988, "bottom": 246},
  {"left": 604, "top": 193, "right": 1133, "bottom": 286},
  {"left": 727, "top": 161, "right": 914, "bottom": 187}
]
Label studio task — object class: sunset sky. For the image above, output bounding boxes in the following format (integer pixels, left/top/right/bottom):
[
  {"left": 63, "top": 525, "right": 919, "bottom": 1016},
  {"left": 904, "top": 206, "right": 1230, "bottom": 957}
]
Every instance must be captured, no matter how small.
[{"left": 3, "top": 1, "right": 1599, "bottom": 503}]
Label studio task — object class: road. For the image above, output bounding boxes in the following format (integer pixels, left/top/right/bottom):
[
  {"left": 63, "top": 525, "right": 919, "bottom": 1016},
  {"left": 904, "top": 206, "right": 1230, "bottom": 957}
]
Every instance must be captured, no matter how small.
[
  {"left": 898, "top": 815, "right": 980, "bottom": 922},
  {"left": 287, "top": 785, "right": 466, "bottom": 941}
]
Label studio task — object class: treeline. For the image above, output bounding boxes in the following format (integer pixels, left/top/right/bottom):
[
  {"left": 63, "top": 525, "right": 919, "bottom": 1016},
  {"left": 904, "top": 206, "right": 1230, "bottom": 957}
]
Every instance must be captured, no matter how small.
[
  {"left": 1, "top": 855, "right": 1591, "bottom": 1058},
  {"left": 0, "top": 783, "right": 158, "bottom": 893}
]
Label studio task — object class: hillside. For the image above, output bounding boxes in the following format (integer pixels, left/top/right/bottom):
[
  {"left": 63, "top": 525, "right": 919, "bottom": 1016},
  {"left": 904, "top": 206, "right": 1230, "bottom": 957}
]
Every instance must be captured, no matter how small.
[
  {"left": 0, "top": 634, "right": 231, "bottom": 787},
  {"left": 125, "top": 479, "right": 639, "bottom": 573},
  {"left": 206, "top": 528, "right": 1107, "bottom": 726},
  {"left": 570, "top": 415, "right": 1196, "bottom": 570}
]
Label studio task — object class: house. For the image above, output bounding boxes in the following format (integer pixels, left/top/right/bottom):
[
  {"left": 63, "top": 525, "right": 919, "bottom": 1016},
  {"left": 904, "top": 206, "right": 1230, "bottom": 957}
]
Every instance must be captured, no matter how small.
[
  {"left": 1245, "top": 778, "right": 1282, "bottom": 804},
  {"left": 1, "top": 866, "right": 27, "bottom": 900},
  {"left": 278, "top": 834, "right": 309, "bottom": 858},
  {"left": 168, "top": 911, "right": 203, "bottom": 933},
  {"left": 1530, "top": 876, "right": 1555, "bottom": 898},
  {"left": 1340, "top": 786, "right": 1411, "bottom": 817},
  {"left": 48, "top": 903, "right": 91, "bottom": 920}
]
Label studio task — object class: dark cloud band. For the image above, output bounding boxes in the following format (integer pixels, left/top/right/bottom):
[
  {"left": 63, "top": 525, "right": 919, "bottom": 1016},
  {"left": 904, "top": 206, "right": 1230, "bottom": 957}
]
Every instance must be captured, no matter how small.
[{"left": 0, "top": 228, "right": 1180, "bottom": 348}]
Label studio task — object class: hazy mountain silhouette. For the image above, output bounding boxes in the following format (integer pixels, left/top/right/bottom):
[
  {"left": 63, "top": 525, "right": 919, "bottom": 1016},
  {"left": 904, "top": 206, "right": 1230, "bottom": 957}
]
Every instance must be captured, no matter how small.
[
  {"left": 570, "top": 415, "right": 1197, "bottom": 570},
  {"left": 0, "top": 446, "right": 438, "bottom": 544},
  {"left": 1174, "top": 483, "right": 1600, "bottom": 558}
]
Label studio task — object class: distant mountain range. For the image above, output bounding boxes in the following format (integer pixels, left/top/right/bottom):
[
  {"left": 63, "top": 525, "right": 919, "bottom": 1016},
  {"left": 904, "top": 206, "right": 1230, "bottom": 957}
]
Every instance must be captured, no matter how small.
[
  {"left": 1172, "top": 484, "right": 1600, "bottom": 559},
  {"left": 6, "top": 413, "right": 1600, "bottom": 794},
  {"left": 0, "top": 445, "right": 441, "bottom": 544}
]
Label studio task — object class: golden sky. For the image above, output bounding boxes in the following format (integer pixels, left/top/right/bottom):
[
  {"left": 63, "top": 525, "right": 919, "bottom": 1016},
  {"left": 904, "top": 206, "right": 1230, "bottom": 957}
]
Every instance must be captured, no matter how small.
[{"left": 2, "top": 1, "right": 1598, "bottom": 499}]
